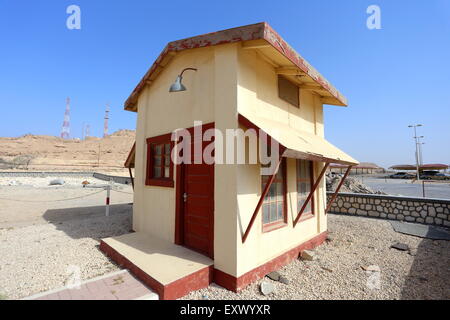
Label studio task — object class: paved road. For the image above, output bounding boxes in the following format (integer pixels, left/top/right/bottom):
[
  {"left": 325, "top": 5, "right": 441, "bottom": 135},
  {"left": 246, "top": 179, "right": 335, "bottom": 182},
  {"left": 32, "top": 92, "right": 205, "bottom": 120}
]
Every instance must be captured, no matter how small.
[{"left": 359, "top": 177, "right": 450, "bottom": 199}]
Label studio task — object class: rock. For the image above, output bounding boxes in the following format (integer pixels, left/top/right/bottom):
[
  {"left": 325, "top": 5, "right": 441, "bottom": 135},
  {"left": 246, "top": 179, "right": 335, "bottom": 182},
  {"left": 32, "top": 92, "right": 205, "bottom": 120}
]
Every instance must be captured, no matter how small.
[
  {"left": 321, "top": 266, "right": 333, "bottom": 273},
  {"left": 260, "top": 281, "right": 275, "bottom": 296},
  {"left": 361, "top": 265, "right": 380, "bottom": 272},
  {"left": 266, "top": 271, "right": 280, "bottom": 281},
  {"left": 279, "top": 276, "right": 290, "bottom": 285},
  {"left": 391, "top": 243, "right": 409, "bottom": 251},
  {"left": 300, "top": 250, "right": 315, "bottom": 261},
  {"left": 49, "top": 179, "right": 65, "bottom": 186}
]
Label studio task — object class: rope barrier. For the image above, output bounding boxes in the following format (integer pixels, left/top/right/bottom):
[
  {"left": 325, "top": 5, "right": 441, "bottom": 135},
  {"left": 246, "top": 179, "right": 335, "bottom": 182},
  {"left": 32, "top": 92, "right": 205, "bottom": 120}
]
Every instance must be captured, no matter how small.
[
  {"left": 110, "top": 189, "right": 134, "bottom": 195},
  {"left": 0, "top": 189, "right": 105, "bottom": 203}
]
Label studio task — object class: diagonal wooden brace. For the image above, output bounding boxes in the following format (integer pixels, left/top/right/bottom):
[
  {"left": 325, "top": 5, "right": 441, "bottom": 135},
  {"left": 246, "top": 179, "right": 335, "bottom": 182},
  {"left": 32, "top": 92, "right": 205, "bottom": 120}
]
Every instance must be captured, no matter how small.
[
  {"left": 294, "top": 162, "right": 330, "bottom": 227},
  {"left": 242, "top": 157, "right": 283, "bottom": 243},
  {"left": 325, "top": 165, "right": 353, "bottom": 214}
]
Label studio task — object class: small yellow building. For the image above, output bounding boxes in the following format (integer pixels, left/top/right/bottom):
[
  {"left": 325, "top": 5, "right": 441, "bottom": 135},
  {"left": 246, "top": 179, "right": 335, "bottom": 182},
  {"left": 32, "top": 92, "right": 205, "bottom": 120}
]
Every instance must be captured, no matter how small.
[{"left": 101, "top": 22, "right": 358, "bottom": 300}]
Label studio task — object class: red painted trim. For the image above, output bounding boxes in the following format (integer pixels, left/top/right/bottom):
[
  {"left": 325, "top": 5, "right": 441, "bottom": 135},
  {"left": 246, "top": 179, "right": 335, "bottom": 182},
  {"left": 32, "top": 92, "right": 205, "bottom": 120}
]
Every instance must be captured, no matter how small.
[
  {"left": 214, "top": 231, "right": 327, "bottom": 292},
  {"left": 145, "top": 133, "right": 175, "bottom": 188},
  {"left": 174, "top": 122, "right": 215, "bottom": 257},
  {"left": 325, "top": 165, "right": 353, "bottom": 214},
  {"left": 294, "top": 162, "right": 329, "bottom": 226},
  {"left": 124, "top": 142, "right": 136, "bottom": 168},
  {"left": 174, "top": 162, "right": 184, "bottom": 245},
  {"left": 296, "top": 159, "right": 315, "bottom": 217},
  {"left": 242, "top": 156, "right": 282, "bottom": 243},
  {"left": 99, "top": 240, "right": 212, "bottom": 300}
]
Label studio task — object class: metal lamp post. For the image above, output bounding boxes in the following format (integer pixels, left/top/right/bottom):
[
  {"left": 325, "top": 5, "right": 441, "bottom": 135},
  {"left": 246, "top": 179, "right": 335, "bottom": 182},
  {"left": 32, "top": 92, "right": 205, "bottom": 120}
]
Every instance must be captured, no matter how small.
[{"left": 408, "top": 124, "right": 423, "bottom": 181}]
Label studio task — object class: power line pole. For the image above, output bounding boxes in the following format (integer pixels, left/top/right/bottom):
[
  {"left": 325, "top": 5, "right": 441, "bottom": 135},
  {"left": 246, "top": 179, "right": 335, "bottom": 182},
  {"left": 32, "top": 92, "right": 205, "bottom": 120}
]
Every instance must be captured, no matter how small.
[{"left": 408, "top": 124, "right": 423, "bottom": 180}]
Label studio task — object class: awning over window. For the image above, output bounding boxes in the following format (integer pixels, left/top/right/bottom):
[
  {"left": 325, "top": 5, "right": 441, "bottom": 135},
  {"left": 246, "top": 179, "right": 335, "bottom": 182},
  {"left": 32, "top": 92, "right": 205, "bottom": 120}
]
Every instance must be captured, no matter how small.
[{"left": 238, "top": 113, "right": 359, "bottom": 166}]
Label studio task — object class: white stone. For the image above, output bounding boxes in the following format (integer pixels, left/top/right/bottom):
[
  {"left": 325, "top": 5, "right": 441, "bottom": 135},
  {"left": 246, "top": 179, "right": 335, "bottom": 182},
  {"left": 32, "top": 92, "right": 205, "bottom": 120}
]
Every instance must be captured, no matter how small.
[{"left": 260, "top": 281, "right": 275, "bottom": 296}]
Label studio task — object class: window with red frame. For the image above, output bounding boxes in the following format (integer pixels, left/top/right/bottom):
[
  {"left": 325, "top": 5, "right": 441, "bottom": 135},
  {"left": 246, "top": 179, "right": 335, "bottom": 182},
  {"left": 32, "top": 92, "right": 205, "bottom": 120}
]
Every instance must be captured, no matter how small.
[
  {"left": 297, "top": 159, "right": 314, "bottom": 216},
  {"left": 146, "top": 134, "right": 174, "bottom": 187},
  {"left": 261, "top": 159, "right": 287, "bottom": 228}
]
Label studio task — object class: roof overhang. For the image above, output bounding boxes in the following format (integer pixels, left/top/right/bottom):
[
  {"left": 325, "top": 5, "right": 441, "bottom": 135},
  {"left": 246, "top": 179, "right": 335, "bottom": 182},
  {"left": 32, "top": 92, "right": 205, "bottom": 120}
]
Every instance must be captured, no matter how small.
[
  {"left": 124, "top": 142, "right": 136, "bottom": 168},
  {"left": 238, "top": 113, "right": 359, "bottom": 166},
  {"left": 124, "top": 22, "right": 348, "bottom": 112}
]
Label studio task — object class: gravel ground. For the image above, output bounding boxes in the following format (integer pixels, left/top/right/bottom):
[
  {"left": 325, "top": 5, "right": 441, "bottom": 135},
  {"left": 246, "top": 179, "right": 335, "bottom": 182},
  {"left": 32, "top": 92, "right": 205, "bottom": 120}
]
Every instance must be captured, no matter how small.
[
  {"left": 182, "top": 214, "right": 450, "bottom": 300},
  {"left": 0, "top": 206, "right": 132, "bottom": 300},
  {"left": 0, "top": 176, "right": 133, "bottom": 300}
]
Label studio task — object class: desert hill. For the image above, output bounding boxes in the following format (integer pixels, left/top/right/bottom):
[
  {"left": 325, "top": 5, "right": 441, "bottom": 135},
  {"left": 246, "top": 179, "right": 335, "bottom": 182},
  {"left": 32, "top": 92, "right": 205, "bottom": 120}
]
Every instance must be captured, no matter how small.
[{"left": 0, "top": 130, "right": 135, "bottom": 174}]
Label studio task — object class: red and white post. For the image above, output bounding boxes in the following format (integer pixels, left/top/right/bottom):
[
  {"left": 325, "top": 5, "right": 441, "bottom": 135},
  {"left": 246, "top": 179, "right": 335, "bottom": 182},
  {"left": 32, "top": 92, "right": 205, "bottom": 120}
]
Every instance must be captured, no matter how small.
[{"left": 105, "top": 185, "right": 111, "bottom": 217}]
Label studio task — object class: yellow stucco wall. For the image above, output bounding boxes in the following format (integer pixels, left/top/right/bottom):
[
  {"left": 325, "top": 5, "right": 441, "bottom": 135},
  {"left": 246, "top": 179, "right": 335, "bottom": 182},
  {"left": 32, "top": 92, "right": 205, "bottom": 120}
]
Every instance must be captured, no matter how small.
[
  {"left": 133, "top": 46, "right": 216, "bottom": 242},
  {"left": 132, "top": 43, "right": 327, "bottom": 278},
  {"left": 234, "top": 46, "right": 327, "bottom": 277}
]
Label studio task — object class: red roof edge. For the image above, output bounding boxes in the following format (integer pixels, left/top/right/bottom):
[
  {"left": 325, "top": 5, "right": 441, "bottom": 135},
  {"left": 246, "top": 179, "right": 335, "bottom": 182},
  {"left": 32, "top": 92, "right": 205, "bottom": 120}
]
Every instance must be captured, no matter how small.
[{"left": 124, "top": 22, "right": 347, "bottom": 110}]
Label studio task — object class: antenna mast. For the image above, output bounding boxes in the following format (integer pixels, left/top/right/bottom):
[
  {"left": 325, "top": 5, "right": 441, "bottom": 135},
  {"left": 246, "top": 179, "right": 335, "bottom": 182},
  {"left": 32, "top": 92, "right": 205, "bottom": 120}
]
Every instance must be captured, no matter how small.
[
  {"left": 61, "top": 97, "right": 71, "bottom": 139},
  {"left": 103, "top": 103, "right": 110, "bottom": 138}
]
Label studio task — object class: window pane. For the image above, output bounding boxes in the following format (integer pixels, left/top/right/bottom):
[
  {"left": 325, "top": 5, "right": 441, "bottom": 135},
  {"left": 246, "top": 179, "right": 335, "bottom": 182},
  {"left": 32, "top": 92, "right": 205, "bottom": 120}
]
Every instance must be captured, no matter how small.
[
  {"left": 276, "top": 182, "right": 283, "bottom": 201},
  {"left": 154, "top": 166, "right": 162, "bottom": 178},
  {"left": 164, "top": 166, "right": 170, "bottom": 178},
  {"left": 269, "top": 184, "right": 276, "bottom": 201},
  {"left": 154, "top": 155, "right": 162, "bottom": 166},
  {"left": 263, "top": 204, "right": 270, "bottom": 224},
  {"left": 270, "top": 202, "right": 277, "bottom": 221},
  {"left": 277, "top": 203, "right": 283, "bottom": 220},
  {"left": 304, "top": 161, "right": 311, "bottom": 178},
  {"left": 164, "top": 155, "right": 170, "bottom": 166},
  {"left": 154, "top": 144, "right": 163, "bottom": 155},
  {"left": 276, "top": 167, "right": 283, "bottom": 179},
  {"left": 165, "top": 144, "right": 171, "bottom": 155}
]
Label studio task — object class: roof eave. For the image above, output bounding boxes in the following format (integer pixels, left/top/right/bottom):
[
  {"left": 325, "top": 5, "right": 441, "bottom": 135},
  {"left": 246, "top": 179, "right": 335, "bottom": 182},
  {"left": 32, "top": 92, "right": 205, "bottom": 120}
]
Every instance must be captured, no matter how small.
[{"left": 124, "top": 22, "right": 348, "bottom": 112}]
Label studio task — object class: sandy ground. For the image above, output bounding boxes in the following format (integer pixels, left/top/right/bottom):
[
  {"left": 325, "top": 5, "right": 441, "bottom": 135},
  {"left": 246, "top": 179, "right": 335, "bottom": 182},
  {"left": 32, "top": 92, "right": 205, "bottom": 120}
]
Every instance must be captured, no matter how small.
[
  {"left": 0, "top": 177, "right": 133, "bottom": 299},
  {"left": 182, "top": 214, "right": 450, "bottom": 300},
  {"left": 0, "top": 176, "right": 133, "bottom": 229},
  {"left": 0, "top": 177, "right": 448, "bottom": 300}
]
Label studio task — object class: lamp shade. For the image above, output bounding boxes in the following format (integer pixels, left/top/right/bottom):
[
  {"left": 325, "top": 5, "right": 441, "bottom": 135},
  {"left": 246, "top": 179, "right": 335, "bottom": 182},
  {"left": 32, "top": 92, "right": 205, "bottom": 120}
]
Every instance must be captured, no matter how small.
[{"left": 169, "top": 76, "right": 186, "bottom": 92}]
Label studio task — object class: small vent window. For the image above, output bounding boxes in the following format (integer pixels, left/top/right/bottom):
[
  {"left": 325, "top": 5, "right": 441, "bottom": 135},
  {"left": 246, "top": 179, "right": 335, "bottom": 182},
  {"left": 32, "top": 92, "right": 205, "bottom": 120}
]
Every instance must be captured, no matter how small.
[{"left": 278, "top": 76, "right": 299, "bottom": 108}]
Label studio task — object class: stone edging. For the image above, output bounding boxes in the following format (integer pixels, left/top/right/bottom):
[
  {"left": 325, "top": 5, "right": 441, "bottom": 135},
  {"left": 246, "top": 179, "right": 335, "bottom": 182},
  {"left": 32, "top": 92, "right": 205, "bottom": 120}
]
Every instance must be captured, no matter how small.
[{"left": 327, "top": 192, "right": 450, "bottom": 227}]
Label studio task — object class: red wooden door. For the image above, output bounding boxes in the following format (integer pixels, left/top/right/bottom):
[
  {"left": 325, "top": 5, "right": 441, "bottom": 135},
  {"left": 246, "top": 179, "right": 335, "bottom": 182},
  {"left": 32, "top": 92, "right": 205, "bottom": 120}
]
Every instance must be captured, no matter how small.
[{"left": 180, "top": 127, "right": 215, "bottom": 258}]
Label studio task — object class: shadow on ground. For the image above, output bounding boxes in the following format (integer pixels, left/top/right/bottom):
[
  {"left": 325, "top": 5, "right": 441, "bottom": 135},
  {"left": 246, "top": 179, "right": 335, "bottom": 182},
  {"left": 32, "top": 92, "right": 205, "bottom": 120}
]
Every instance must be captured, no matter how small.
[
  {"left": 43, "top": 203, "right": 133, "bottom": 240},
  {"left": 401, "top": 233, "right": 450, "bottom": 299}
]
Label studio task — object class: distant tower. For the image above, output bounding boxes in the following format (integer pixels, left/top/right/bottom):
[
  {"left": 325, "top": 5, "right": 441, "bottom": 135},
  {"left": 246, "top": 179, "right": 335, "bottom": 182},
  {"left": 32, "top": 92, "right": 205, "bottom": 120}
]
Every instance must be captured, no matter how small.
[
  {"left": 61, "top": 97, "right": 71, "bottom": 139},
  {"left": 103, "top": 103, "right": 110, "bottom": 138},
  {"left": 85, "top": 124, "right": 90, "bottom": 139}
]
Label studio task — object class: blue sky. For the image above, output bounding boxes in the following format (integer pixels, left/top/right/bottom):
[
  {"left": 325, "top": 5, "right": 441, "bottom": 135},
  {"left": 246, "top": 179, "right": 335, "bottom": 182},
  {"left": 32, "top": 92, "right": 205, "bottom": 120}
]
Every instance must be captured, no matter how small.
[{"left": 0, "top": 0, "right": 449, "bottom": 168}]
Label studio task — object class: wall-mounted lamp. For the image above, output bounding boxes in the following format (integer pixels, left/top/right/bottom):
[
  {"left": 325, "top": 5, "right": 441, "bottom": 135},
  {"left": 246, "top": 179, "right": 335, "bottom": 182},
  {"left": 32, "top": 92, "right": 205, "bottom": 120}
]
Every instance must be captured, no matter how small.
[{"left": 169, "top": 68, "right": 197, "bottom": 92}]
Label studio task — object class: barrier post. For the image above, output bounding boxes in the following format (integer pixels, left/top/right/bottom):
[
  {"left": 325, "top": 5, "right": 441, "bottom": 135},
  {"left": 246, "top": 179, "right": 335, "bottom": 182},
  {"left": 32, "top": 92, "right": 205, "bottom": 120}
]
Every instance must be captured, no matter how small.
[{"left": 105, "top": 185, "right": 111, "bottom": 217}]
